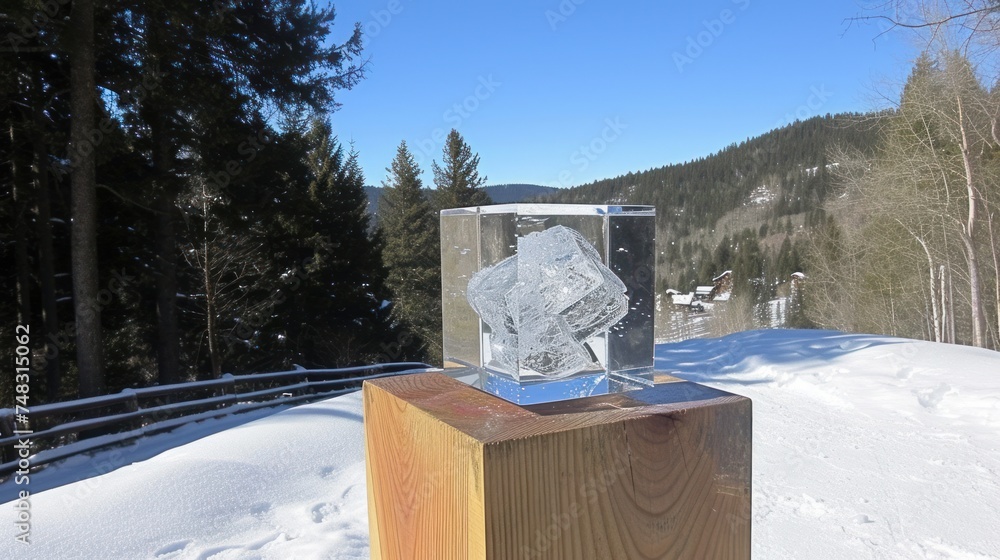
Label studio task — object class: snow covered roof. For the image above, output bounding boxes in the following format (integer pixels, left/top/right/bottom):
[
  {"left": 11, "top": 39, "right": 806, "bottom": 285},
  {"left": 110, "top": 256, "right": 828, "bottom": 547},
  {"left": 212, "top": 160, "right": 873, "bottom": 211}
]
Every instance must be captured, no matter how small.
[
  {"left": 712, "top": 270, "right": 733, "bottom": 282},
  {"left": 695, "top": 286, "right": 714, "bottom": 295},
  {"left": 671, "top": 293, "right": 694, "bottom": 306},
  {"left": 791, "top": 272, "right": 806, "bottom": 280}
]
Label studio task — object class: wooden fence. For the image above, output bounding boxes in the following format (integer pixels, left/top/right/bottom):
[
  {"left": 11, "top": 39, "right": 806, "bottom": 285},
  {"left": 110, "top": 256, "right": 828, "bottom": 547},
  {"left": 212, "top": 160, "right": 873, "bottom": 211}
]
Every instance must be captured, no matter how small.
[{"left": 0, "top": 362, "right": 431, "bottom": 478}]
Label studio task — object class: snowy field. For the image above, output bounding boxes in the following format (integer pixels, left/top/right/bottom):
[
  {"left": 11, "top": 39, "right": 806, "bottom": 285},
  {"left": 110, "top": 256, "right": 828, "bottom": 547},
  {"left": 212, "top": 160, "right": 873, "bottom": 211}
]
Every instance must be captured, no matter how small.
[{"left": 2, "top": 329, "right": 1000, "bottom": 559}]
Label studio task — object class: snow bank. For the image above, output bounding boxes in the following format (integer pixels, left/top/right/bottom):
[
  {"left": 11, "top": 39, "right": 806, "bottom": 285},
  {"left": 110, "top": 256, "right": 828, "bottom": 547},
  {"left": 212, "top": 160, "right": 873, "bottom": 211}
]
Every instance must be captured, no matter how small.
[{"left": 1, "top": 330, "right": 999, "bottom": 559}]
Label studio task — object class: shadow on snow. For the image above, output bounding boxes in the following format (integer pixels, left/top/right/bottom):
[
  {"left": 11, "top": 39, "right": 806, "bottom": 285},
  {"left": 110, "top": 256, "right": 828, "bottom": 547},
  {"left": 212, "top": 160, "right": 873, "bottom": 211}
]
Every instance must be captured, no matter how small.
[{"left": 654, "top": 329, "right": 909, "bottom": 386}]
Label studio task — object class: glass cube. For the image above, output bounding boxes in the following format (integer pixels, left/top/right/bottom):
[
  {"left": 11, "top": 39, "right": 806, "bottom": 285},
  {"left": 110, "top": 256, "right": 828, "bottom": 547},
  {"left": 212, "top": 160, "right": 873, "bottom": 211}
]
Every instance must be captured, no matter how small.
[{"left": 441, "top": 204, "right": 656, "bottom": 404}]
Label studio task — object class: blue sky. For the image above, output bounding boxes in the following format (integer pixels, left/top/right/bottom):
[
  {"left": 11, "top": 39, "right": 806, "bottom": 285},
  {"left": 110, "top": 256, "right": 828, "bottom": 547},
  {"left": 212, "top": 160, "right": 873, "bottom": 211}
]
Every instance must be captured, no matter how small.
[{"left": 327, "top": 0, "right": 918, "bottom": 189}]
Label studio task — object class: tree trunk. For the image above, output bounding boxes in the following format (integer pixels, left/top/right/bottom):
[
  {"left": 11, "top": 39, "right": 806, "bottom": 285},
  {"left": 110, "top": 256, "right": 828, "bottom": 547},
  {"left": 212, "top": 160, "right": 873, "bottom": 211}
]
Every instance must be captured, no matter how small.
[
  {"left": 901, "top": 222, "right": 941, "bottom": 342},
  {"left": 11, "top": 123, "right": 33, "bottom": 326},
  {"left": 146, "top": 20, "right": 181, "bottom": 385},
  {"left": 989, "top": 211, "right": 1000, "bottom": 349},
  {"left": 202, "top": 187, "right": 221, "bottom": 379},
  {"left": 69, "top": 0, "right": 105, "bottom": 397},
  {"left": 962, "top": 203, "right": 986, "bottom": 349},
  {"left": 205, "top": 245, "right": 221, "bottom": 378},
  {"left": 927, "top": 253, "right": 940, "bottom": 342},
  {"left": 940, "top": 264, "right": 949, "bottom": 344},
  {"left": 957, "top": 96, "right": 986, "bottom": 347},
  {"left": 947, "top": 264, "right": 956, "bottom": 344},
  {"left": 153, "top": 186, "right": 180, "bottom": 385},
  {"left": 32, "top": 110, "right": 61, "bottom": 400}
]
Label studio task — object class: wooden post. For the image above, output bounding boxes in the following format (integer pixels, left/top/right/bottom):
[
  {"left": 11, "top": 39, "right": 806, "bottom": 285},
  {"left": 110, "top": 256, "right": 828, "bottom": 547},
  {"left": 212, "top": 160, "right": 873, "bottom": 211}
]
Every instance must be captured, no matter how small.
[
  {"left": 0, "top": 409, "right": 15, "bottom": 464},
  {"left": 364, "top": 372, "right": 751, "bottom": 560},
  {"left": 122, "top": 389, "right": 142, "bottom": 431}
]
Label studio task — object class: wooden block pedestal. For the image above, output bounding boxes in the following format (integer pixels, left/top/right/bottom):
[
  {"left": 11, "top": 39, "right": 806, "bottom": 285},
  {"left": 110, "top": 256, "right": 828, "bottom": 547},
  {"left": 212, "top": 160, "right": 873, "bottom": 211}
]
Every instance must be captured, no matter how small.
[{"left": 364, "top": 372, "right": 751, "bottom": 560}]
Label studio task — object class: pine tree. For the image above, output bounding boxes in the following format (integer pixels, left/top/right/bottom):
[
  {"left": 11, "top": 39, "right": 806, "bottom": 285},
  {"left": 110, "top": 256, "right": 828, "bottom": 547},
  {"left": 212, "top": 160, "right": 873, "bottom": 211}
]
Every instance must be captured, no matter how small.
[
  {"left": 379, "top": 141, "right": 443, "bottom": 363},
  {"left": 776, "top": 237, "right": 794, "bottom": 280},
  {"left": 713, "top": 235, "right": 733, "bottom": 272},
  {"left": 732, "top": 229, "right": 765, "bottom": 302},
  {"left": 230, "top": 119, "right": 397, "bottom": 370},
  {"left": 60, "top": 0, "right": 367, "bottom": 387},
  {"left": 432, "top": 129, "right": 492, "bottom": 210},
  {"left": 289, "top": 122, "right": 394, "bottom": 367}
]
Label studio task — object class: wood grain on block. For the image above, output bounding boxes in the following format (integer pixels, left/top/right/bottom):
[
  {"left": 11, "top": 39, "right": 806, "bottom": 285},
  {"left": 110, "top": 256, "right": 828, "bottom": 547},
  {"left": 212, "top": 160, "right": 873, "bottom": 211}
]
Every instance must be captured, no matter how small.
[{"left": 364, "top": 372, "right": 751, "bottom": 560}]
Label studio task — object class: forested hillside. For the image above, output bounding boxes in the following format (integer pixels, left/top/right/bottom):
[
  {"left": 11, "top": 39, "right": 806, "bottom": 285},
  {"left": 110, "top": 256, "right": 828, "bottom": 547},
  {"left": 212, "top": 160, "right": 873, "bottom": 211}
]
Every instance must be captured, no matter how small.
[{"left": 542, "top": 113, "right": 881, "bottom": 291}]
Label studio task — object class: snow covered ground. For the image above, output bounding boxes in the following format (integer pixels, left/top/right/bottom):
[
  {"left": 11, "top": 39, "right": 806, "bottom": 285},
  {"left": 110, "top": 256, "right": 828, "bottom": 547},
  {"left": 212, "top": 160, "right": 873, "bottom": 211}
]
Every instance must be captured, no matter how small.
[
  {"left": 2, "top": 329, "right": 999, "bottom": 559},
  {"left": 658, "top": 330, "right": 1000, "bottom": 559}
]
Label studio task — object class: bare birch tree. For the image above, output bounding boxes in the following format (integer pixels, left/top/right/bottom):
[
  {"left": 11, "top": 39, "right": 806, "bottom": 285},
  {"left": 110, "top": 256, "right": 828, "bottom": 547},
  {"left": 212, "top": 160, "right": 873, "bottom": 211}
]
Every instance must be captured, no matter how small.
[
  {"left": 181, "top": 182, "right": 269, "bottom": 378},
  {"left": 809, "top": 50, "right": 999, "bottom": 349}
]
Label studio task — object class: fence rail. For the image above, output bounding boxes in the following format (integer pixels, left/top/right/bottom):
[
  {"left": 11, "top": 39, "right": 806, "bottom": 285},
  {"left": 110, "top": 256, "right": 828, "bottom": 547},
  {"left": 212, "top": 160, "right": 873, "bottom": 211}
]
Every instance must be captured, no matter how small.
[{"left": 0, "top": 362, "right": 432, "bottom": 478}]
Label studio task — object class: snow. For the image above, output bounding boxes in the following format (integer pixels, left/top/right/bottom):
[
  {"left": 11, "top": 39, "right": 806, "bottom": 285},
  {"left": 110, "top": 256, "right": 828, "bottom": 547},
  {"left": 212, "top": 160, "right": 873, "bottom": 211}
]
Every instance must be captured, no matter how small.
[
  {"left": 3, "top": 329, "right": 1000, "bottom": 559},
  {"left": 656, "top": 330, "right": 1000, "bottom": 559},
  {"left": 748, "top": 184, "right": 774, "bottom": 205},
  {"left": 804, "top": 163, "right": 840, "bottom": 177},
  {"left": 768, "top": 297, "right": 787, "bottom": 327},
  {"left": 2, "top": 396, "right": 370, "bottom": 559},
  {"left": 713, "top": 270, "right": 733, "bottom": 282},
  {"left": 670, "top": 292, "right": 695, "bottom": 306}
]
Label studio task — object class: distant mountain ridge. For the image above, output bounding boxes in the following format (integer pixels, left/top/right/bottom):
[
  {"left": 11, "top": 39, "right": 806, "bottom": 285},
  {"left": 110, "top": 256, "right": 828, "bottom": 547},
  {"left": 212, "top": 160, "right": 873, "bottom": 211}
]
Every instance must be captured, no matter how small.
[
  {"left": 480, "top": 183, "right": 560, "bottom": 203},
  {"left": 543, "top": 113, "right": 878, "bottom": 234}
]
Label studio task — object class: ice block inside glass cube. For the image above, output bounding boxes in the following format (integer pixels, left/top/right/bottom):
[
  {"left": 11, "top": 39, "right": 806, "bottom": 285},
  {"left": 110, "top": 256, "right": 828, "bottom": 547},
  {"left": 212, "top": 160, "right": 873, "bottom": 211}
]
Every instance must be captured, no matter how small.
[
  {"left": 441, "top": 204, "right": 655, "bottom": 405},
  {"left": 467, "top": 225, "right": 628, "bottom": 379}
]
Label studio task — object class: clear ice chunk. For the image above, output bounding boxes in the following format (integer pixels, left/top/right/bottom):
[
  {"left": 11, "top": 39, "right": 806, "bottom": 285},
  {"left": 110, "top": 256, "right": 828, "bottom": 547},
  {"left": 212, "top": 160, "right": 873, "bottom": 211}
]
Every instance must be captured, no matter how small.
[{"left": 466, "top": 225, "right": 629, "bottom": 379}]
